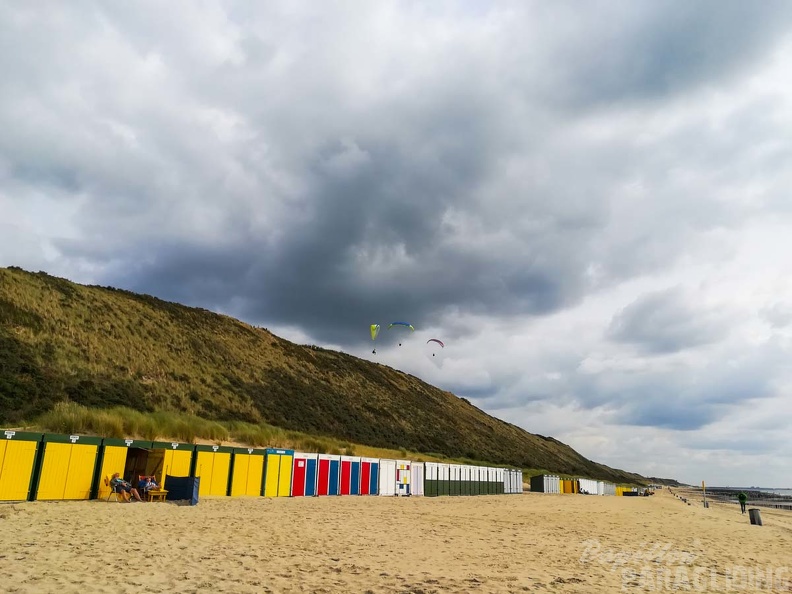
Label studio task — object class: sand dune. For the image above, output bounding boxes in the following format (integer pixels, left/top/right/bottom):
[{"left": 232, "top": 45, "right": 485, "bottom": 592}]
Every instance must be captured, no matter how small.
[{"left": 1, "top": 489, "right": 790, "bottom": 593}]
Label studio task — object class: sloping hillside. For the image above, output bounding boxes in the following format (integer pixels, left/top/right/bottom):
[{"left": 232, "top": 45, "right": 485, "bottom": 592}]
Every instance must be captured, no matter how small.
[{"left": 0, "top": 266, "right": 650, "bottom": 484}]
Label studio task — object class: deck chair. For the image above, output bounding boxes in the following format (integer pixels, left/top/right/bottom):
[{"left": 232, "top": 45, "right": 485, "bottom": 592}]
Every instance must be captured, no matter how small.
[
  {"left": 139, "top": 475, "right": 168, "bottom": 502},
  {"left": 138, "top": 475, "right": 152, "bottom": 501},
  {"left": 104, "top": 476, "right": 123, "bottom": 502}
]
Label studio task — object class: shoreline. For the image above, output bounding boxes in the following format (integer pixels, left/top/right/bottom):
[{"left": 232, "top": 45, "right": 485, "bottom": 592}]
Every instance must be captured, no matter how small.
[{"left": 672, "top": 486, "right": 792, "bottom": 512}]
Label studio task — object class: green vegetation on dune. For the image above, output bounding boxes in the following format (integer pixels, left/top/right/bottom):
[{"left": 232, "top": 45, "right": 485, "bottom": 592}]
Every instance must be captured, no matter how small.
[
  {"left": 33, "top": 401, "right": 382, "bottom": 457},
  {"left": 0, "top": 266, "right": 650, "bottom": 484}
]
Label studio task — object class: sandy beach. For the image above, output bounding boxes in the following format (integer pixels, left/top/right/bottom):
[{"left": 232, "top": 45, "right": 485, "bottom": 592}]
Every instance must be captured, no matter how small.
[{"left": 1, "top": 489, "right": 790, "bottom": 593}]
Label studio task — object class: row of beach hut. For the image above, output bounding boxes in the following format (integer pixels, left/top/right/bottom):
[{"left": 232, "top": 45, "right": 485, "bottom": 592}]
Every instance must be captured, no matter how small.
[
  {"left": 529, "top": 474, "right": 635, "bottom": 496},
  {"left": 424, "top": 463, "right": 523, "bottom": 496},
  {"left": 0, "top": 430, "right": 524, "bottom": 502}
]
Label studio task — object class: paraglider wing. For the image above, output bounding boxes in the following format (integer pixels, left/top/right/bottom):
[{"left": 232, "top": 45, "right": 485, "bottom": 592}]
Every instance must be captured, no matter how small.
[
  {"left": 425, "top": 337, "right": 445, "bottom": 364},
  {"left": 370, "top": 324, "right": 380, "bottom": 341},
  {"left": 387, "top": 321, "right": 414, "bottom": 346}
]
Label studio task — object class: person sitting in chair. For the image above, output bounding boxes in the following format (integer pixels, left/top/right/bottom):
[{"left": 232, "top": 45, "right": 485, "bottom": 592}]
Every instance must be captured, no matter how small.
[
  {"left": 137, "top": 475, "right": 151, "bottom": 491},
  {"left": 110, "top": 472, "right": 143, "bottom": 502},
  {"left": 137, "top": 475, "right": 160, "bottom": 495}
]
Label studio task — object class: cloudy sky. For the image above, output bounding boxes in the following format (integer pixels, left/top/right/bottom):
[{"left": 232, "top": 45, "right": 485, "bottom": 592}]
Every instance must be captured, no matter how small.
[{"left": 3, "top": 1, "right": 792, "bottom": 487}]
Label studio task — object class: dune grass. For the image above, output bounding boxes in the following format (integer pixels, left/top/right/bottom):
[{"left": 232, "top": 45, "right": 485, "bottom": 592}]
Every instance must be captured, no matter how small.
[
  {"left": 29, "top": 402, "right": 441, "bottom": 461},
  {"left": 26, "top": 403, "right": 640, "bottom": 485}
]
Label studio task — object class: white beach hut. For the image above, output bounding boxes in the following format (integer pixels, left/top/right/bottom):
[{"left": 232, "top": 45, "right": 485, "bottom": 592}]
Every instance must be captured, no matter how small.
[
  {"left": 411, "top": 462, "right": 424, "bottom": 496},
  {"left": 378, "top": 458, "right": 397, "bottom": 496}
]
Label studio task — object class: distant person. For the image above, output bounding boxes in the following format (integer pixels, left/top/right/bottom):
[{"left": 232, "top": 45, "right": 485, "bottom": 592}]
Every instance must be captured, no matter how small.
[
  {"left": 110, "top": 472, "right": 143, "bottom": 502},
  {"left": 738, "top": 491, "right": 748, "bottom": 514}
]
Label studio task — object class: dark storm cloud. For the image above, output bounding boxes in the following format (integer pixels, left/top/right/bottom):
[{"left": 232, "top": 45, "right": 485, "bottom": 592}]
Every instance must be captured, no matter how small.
[
  {"left": 607, "top": 288, "right": 729, "bottom": 354},
  {"left": 3, "top": 2, "right": 791, "bottom": 348},
  {"left": 104, "top": 134, "right": 591, "bottom": 345}
]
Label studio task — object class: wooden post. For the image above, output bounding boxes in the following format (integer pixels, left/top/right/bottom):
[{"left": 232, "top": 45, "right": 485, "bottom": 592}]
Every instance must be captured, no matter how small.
[{"left": 748, "top": 508, "right": 763, "bottom": 526}]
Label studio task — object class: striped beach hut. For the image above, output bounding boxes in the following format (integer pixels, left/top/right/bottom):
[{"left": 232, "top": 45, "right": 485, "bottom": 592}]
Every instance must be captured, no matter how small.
[
  {"left": 472, "top": 466, "right": 482, "bottom": 495},
  {"left": 340, "top": 455, "right": 361, "bottom": 495},
  {"left": 484, "top": 467, "right": 495, "bottom": 494},
  {"left": 424, "top": 462, "right": 438, "bottom": 497},
  {"left": 0, "top": 431, "right": 43, "bottom": 502},
  {"left": 317, "top": 454, "right": 341, "bottom": 496},
  {"left": 483, "top": 467, "right": 494, "bottom": 494},
  {"left": 291, "top": 452, "right": 318, "bottom": 497},
  {"left": 448, "top": 464, "right": 460, "bottom": 496},
  {"left": 461, "top": 465, "right": 470, "bottom": 496},
  {"left": 439, "top": 463, "right": 451, "bottom": 496},
  {"left": 229, "top": 447, "right": 266, "bottom": 497},
  {"left": 34, "top": 434, "right": 103, "bottom": 501},
  {"left": 359, "top": 457, "right": 379, "bottom": 495},
  {"left": 496, "top": 468, "right": 506, "bottom": 494},
  {"left": 263, "top": 448, "right": 293, "bottom": 497}
]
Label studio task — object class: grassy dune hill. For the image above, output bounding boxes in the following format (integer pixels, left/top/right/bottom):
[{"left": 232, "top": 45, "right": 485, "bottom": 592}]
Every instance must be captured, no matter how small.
[{"left": 0, "top": 266, "right": 651, "bottom": 484}]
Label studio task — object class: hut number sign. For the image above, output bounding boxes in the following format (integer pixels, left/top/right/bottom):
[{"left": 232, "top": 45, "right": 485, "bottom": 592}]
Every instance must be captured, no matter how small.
[
  {"left": 4, "top": 430, "right": 15, "bottom": 439},
  {"left": 69, "top": 435, "right": 80, "bottom": 443},
  {"left": 125, "top": 439, "right": 134, "bottom": 446}
]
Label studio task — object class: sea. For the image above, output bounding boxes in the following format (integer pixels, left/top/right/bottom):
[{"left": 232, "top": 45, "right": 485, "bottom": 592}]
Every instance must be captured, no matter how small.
[
  {"left": 702, "top": 487, "right": 792, "bottom": 509},
  {"left": 710, "top": 487, "right": 792, "bottom": 497},
  {"left": 742, "top": 488, "right": 792, "bottom": 496},
  {"left": 757, "top": 488, "right": 792, "bottom": 496}
]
